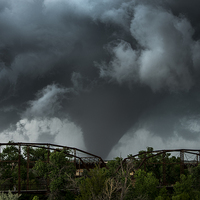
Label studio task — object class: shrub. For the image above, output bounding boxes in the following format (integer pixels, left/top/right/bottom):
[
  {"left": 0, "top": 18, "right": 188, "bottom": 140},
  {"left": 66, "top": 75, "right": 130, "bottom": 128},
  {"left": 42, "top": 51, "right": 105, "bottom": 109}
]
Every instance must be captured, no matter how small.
[{"left": 0, "top": 190, "right": 21, "bottom": 200}]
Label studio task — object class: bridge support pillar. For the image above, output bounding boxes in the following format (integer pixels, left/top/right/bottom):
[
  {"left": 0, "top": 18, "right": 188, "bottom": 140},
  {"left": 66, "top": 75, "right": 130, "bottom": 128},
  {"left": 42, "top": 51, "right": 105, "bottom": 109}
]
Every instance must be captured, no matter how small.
[
  {"left": 47, "top": 144, "right": 50, "bottom": 193},
  {"left": 144, "top": 153, "right": 146, "bottom": 172},
  {"left": 74, "top": 149, "right": 76, "bottom": 166},
  {"left": 180, "top": 150, "right": 184, "bottom": 175},
  {"left": 162, "top": 152, "right": 166, "bottom": 186},
  {"left": 26, "top": 146, "right": 30, "bottom": 190},
  {"left": 18, "top": 144, "right": 21, "bottom": 195}
]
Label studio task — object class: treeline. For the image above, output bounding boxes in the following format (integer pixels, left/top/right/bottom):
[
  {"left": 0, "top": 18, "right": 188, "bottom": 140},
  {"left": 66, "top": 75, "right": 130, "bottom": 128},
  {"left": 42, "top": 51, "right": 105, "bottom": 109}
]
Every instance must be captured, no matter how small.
[
  {"left": 75, "top": 149, "right": 200, "bottom": 200},
  {"left": 0, "top": 144, "right": 200, "bottom": 199}
]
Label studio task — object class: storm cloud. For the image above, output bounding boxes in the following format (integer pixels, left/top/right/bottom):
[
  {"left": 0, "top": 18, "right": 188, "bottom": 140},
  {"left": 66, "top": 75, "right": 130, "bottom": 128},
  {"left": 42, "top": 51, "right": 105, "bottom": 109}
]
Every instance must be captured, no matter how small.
[{"left": 1, "top": 0, "right": 200, "bottom": 158}]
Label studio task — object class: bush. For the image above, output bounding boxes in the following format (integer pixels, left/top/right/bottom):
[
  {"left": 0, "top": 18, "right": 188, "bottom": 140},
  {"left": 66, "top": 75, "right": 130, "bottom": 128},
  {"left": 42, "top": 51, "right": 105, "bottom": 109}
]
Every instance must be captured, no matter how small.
[
  {"left": 0, "top": 190, "right": 21, "bottom": 200},
  {"left": 134, "top": 169, "right": 159, "bottom": 200}
]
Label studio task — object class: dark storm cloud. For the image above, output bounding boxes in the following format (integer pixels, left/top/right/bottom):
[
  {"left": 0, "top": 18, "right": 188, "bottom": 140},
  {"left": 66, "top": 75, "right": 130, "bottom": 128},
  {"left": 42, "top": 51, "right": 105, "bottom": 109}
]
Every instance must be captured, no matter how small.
[
  {"left": 99, "top": 4, "right": 200, "bottom": 92},
  {"left": 0, "top": 0, "right": 10, "bottom": 13},
  {"left": 1, "top": 0, "right": 200, "bottom": 158}
]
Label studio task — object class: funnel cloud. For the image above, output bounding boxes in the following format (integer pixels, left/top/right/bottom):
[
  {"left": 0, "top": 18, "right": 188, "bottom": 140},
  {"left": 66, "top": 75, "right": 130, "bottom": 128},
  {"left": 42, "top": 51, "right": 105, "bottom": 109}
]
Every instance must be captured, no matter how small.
[{"left": 1, "top": 0, "right": 200, "bottom": 158}]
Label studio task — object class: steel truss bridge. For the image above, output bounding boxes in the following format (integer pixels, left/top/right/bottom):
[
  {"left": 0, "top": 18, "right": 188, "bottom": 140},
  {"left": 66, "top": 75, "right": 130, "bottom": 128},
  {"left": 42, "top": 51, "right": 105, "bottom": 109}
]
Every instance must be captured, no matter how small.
[
  {"left": 122, "top": 149, "right": 200, "bottom": 186},
  {"left": 0, "top": 142, "right": 106, "bottom": 195},
  {"left": 0, "top": 143, "right": 200, "bottom": 194}
]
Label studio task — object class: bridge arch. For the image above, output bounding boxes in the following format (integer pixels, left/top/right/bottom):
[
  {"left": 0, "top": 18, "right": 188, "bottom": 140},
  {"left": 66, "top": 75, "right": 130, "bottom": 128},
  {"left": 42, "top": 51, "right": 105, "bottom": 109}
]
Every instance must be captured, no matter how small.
[
  {"left": 0, "top": 142, "right": 106, "bottom": 194},
  {"left": 120, "top": 149, "right": 200, "bottom": 186}
]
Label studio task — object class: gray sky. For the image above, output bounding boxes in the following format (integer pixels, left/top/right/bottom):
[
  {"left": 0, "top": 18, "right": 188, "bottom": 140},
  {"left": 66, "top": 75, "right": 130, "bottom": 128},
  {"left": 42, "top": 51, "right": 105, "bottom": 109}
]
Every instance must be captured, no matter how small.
[{"left": 1, "top": 0, "right": 200, "bottom": 158}]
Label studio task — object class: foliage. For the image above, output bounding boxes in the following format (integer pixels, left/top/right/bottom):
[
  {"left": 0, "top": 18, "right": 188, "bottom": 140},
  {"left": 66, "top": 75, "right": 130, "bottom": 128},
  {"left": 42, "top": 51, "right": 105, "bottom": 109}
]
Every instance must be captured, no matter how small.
[
  {"left": 155, "top": 187, "right": 170, "bottom": 200},
  {"left": 106, "top": 157, "right": 123, "bottom": 177},
  {"left": 0, "top": 144, "right": 19, "bottom": 189},
  {"left": 77, "top": 158, "right": 135, "bottom": 200},
  {"left": 34, "top": 150, "right": 76, "bottom": 200},
  {"left": 23, "top": 146, "right": 48, "bottom": 162},
  {"left": 76, "top": 166, "right": 107, "bottom": 200},
  {"left": 191, "top": 164, "right": 200, "bottom": 190},
  {"left": 2, "top": 143, "right": 200, "bottom": 200},
  {"left": 172, "top": 174, "right": 200, "bottom": 200},
  {"left": 172, "top": 192, "right": 190, "bottom": 200},
  {"left": 134, "top": 169, "right": 159, "bottom": 200},
  {"left": 173, "top": 174, "right": 193, "bottom": 195},
  {"left": 133, "top": 147, "right": 182, "bottom": 185},
  {"left": 32, "top": 196, "right": 39, "bottom": 200},
  {"left": 65, "top": 190, "right": 76, "bottom": 200},
  {"left": 0, "top": 190, "right": 21, "bottom": 200},
  {"left": 0, "top": 143, "right": 75, "bottom": 200}
]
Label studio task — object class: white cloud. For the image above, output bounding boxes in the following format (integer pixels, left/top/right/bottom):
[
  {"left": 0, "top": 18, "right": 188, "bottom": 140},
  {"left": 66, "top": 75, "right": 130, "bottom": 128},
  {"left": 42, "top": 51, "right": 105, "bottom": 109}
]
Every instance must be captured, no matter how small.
[
  {"left": 98, "top": 40, "right": 139, "bottom": 84},
  {"left": 0, "top": 83, "right": 87, "bottom": 150},
  {"left": 0, "top": 117, "right": 86, "bottom": 150},
  {"left": 23, "top": 84, "right": 71, "bottom": 118}
]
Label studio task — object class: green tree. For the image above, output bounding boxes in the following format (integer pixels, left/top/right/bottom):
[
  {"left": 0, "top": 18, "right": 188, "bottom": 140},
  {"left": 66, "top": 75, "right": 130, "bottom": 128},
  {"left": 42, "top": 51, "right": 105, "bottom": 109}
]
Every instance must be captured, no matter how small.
[
  {"left": 23, "top": 146, "right": 48, "bottom": 162},
  {"left": 191, "top": 164, "right": 200, "bottom": 190},
  {"left": 132, "top": 147, "right": 183, "bottom": 185},
  {"left": 76, "top": 166, "right": 107, "bottom": 200},
  {"left": 0, "top": 143, "right": 21, "bottom": 190},
  {"left": 134, "top": 169, "right": 159, "bottom": 200},
  {"left": 34, "top": 150, "right": 76, "bottom": 200},
  {"left": 106, "top": 157, "right": 123, "bottom": 178},
  {"left": 155, "top": 187, "right": 170, "bottom": 200},
  {"left": 172, "top": 174, "right": 200, "bottom": 200}
]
